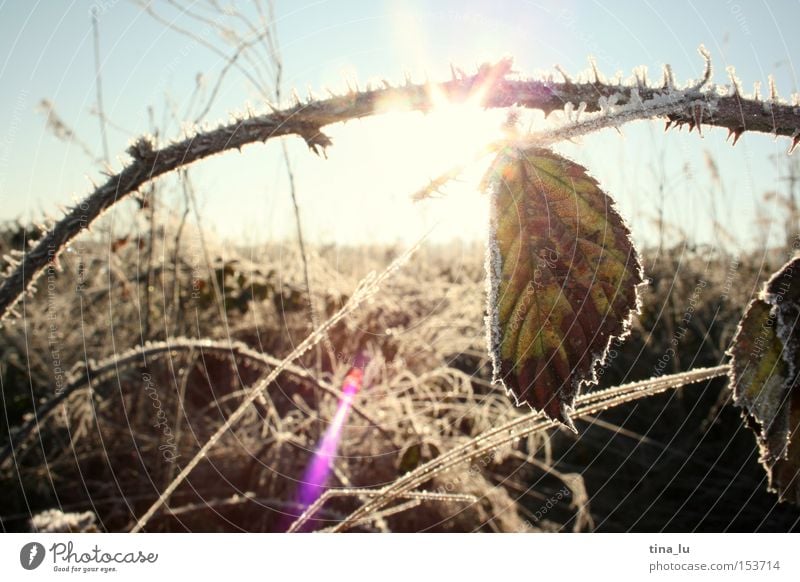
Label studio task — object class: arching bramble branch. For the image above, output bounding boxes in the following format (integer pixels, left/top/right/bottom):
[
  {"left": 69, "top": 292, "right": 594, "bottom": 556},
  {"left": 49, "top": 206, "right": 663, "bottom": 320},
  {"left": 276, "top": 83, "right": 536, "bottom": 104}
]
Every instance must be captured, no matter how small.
[{"left": 2, "top": 50, "right": 799, "bottom": 320}]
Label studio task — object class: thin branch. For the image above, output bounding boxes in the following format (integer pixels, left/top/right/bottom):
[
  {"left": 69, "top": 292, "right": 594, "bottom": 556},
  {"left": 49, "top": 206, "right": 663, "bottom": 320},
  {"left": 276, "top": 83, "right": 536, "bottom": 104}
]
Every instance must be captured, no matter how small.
[
  {"left": 91, "top": 9, "right": 110, "bottom": 164},
  {"left": 286, "top": 488, "right": 478, "bottom": 533}
]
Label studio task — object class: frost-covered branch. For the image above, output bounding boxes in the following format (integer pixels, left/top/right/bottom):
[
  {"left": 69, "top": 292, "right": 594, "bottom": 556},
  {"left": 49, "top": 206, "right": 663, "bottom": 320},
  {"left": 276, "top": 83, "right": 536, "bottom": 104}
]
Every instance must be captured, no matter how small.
[
  {"left": 332, "top": 364, "right": 730, "bottom": 532},
  {"left": 3, "top": 50, "right": 799, "bottom": 319},
  {"left": 0, "top": 337, "right": 397, "bottom": 468}
]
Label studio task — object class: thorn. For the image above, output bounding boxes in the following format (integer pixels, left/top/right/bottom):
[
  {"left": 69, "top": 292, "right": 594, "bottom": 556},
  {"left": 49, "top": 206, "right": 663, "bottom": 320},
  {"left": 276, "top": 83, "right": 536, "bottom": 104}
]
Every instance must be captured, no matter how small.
[
  {"left": 727, "top": 126, "right": 745, "bottom": 146},
  {"left": 381, "top": 79, "right": 391, "bottom": 89},
  {"left": 769, "top": 75, "right": 779, "bottom": 102},
  {"left": 664, "top": 120, "right": 673, "bottom": 132},
  {"left": 789, "top": 131, "right": 800, "bottom": 155},
  {"left": 589, "top": 56, "right": 601, "bottom": 84},
  {"left": 555, "top": 64, "right": 572, "bottom": 84},
  {"left": 575, "top": 101, "right": 587, "bottom": 121},
  {"left": 450, "top": 63, "right": 458, "bottom": 81},
  {"left": 662, "top": 64, "right": 675, "bottom": 90},
  {"left": 726, "top": 65, "right": 742, "bottom": 96},
  {"left": 635, "top": 65, "right": 648, "bottom": 88},
  {"left": 692, "top": 103, "right": 704, "bottom": 136},
  {"left": 299, "top": 127, "right": 333, "bottom": 157}
]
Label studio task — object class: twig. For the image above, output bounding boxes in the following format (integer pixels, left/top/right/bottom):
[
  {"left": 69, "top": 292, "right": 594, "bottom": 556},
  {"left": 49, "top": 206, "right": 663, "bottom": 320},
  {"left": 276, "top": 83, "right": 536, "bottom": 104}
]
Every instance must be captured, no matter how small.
[
  {"left": 91, "top": 9, "right": 110, "bottom": 164},
  {"left": 286, "top": 488, "right": 478, "bottom": 533},
  {"left": 171, "top": 171, "right": 192, "bottom": 333}
]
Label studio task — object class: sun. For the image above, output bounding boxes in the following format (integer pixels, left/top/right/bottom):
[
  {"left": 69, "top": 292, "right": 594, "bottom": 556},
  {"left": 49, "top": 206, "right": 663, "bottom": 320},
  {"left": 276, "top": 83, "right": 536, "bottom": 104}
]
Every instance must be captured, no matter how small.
[
  {"left": 375, "top": 80, "right": 507, "bottom": 172},
  {"left": 299, "top": 78, "right": 509, "bottom": 246},
  {"left": 352, "top": 87, "right": 507, "bottom": 240}
]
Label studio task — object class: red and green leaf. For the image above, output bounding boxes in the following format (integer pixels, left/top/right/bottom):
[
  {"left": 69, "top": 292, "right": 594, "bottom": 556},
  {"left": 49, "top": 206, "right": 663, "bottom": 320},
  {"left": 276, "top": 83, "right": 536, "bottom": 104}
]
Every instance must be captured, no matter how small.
[
  {"left": 728, "top": 257, "right": 800, "bottom": 504},
  {"left": 484, "top": 146, "right": 643, "bottom": 428}
]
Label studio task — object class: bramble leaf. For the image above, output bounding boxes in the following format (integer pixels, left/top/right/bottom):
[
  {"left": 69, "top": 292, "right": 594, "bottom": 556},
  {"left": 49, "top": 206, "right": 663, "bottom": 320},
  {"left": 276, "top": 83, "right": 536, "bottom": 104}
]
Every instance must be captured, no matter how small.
[
  {"left": 484, "top": 146, "right": 643, "bottom": 429},
  {"left": 728, "top": 257, "right": 800, "bottom": 504}
]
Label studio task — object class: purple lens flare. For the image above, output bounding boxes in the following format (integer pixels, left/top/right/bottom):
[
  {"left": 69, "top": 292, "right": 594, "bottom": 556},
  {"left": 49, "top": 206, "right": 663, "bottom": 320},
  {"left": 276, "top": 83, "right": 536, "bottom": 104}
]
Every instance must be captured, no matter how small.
[{"left": 295, "top": 360, "right": 366, "bottom": 515}]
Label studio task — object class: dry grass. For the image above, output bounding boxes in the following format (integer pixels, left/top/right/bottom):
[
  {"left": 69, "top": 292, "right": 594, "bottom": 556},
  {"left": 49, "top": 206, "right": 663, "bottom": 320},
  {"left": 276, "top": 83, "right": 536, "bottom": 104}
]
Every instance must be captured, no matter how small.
[{"left": 1, "top": 213, "right": 798, "bottom": 532}]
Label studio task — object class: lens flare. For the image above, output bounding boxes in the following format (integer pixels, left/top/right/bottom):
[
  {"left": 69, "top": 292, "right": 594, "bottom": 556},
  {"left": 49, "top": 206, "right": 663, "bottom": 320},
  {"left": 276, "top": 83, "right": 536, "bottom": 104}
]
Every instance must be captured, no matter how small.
[{"left": 296, "top": 361, "right": 365, "bottom": 512}]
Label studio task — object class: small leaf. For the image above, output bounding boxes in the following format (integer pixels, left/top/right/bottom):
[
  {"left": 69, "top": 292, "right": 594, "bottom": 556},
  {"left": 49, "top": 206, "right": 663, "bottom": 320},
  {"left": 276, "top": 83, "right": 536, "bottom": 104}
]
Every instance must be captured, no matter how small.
[
  {"left": 728, "top": 257, "right": 800, "bottom": 504},
  {"left": 398, "top": 443, "right": 422, "bottom": 474},
  {"left": 484, "top": 146, "right": 642, "bottom": 428}
]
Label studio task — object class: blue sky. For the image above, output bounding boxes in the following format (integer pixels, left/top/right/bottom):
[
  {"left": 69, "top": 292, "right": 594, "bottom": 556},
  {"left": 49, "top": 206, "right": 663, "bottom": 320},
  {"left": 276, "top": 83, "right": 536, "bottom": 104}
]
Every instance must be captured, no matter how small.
[{"left": 1, "top": 0, "right": 799, "bottom": 249}]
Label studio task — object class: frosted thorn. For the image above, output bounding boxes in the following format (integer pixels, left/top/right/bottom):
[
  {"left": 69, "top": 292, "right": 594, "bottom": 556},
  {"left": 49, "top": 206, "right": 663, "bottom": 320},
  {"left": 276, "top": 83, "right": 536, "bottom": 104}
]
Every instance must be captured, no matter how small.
[
  {"left": 726, "top": 65, "right": 742, "bottom": 96},
  {"left": 450, "top": 63, "right": 459, "bottom": 81},
  {"left": 576, "top": 101, "right": 587, "bottom": 122},
  {"left": 634, "top": 66, "right": 648, "bottom": 89},
  {"left": 589, "top": 57, "right": 601, "bottom": 84},
  {"left": 381, "top": 79, "right": 391, "bottom": 89},
  {"left": 662, "top": 64, "right": 675, "bottom": 90},
  {"left": 769, "top": 75, "right": 779, "bottom": 102},
  {"left": 555, "top": 64, "right": 572, "bottom": 84},
  {"left": 564, "top": 102, "right": 574, "bottom": 122}
]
